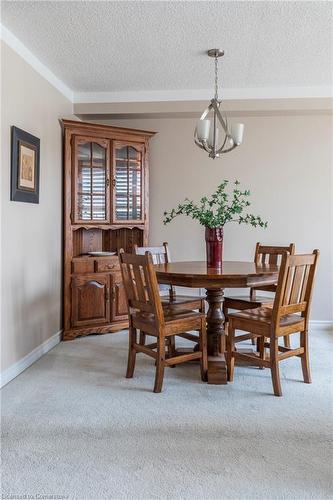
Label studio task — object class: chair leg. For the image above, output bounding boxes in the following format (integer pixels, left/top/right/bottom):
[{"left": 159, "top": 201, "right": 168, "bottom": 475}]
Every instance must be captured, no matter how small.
[
  {"left": 154, "top": 333, "right": 166, "bottom": 393},
  {"left": 284, "top": 335, "right": 290, "bottom": 348},
  {"left": 126, "top": 326, "right": 137, "bottom": 379},
  {"left": 270, "top": 338, "right": 282, "bottom": 396},
  {"left": 199, "top": 319, "right": 208, "bottom": 382},
  {"left": 300, "top": 329, "right": 311, "bottom": 384},
  {"left": 139, "top": 331, "right": 146, "bottom": 346},
  {"left": 168, "top": 336, "right": 176, "bottom": 368},
  {"left": 227, "top": 323, "right": 235, "bottom": 382},
  {"left": 257, "top": 336, "right": 265, "bottom": 369}
]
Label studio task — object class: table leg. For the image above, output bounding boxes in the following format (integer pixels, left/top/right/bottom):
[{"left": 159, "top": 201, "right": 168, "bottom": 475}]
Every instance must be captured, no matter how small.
[{"left": 206, "top": 288, "right": 227, "bottom": 384}]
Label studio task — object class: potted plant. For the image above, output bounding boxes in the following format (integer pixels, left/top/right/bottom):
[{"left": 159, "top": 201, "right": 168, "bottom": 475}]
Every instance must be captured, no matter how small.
[{"left": 163, "top": 180, "right": 268, "bottom": 268}]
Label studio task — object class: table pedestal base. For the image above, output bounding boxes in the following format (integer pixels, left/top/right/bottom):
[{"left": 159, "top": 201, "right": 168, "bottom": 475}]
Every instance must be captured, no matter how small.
[
  {"left": 169, "top": 288, "right": 229, "bottom": 384},
  {"left": 207, "top": 355, "right": 228, "bottom": 384},
  {"left": 206, "top": 288, "right": 227, "bottom": 385}
]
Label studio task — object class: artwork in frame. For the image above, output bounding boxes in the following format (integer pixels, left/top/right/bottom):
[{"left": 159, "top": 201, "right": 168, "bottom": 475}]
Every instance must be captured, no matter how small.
[{"left": 11, "top": 126, "right": 40, "bottom": 203}]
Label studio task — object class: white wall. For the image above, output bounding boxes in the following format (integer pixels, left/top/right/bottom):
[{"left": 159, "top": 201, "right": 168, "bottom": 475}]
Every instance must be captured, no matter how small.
[
  {"left": 96, "top": 114, "right": 333, "bottom": 322},
  {"left": 1, "top": 41, "right": 73, "bottom": 375}
]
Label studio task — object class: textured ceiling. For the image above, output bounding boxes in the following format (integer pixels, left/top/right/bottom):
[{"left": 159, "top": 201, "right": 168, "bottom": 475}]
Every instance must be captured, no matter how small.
[{"left": 2, "top": 1, "right": 332, "bottom": 93}]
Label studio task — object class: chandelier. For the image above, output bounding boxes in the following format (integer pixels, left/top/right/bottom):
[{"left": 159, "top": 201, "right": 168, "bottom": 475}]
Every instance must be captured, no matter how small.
[{"left": 194, "top": 49, "right": 244, "bottom": 159}]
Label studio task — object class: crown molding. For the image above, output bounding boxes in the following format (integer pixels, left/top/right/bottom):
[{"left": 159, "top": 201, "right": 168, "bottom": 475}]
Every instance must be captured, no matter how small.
[
  {"left": 73, "top": 86, "right": 332, "bottom": 104},
  {"left": 74, "top": 96, "right": 333, "bottom": 118},
  {"left": 0, "top": 24, "right": 73, "bottom": 102}
]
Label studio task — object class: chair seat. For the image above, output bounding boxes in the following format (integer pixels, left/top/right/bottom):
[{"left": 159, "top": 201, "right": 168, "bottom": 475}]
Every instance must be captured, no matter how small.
[
  {"left": 132, "top": 309, "right": 205, "bottom": 336},
  {"left": 161, "top": 294, "right": 204, "bottom": 307},
  {"left": 224, "top": 294, "right": 274, "bottom": 309},
  {"left": 228, "top": 307, "right": 305, "bottom": 332}
]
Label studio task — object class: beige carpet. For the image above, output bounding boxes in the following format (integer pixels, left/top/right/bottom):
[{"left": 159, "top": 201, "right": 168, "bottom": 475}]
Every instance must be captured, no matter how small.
[{"left": 1, "top": 329, "right": 332, "bottom": 500}]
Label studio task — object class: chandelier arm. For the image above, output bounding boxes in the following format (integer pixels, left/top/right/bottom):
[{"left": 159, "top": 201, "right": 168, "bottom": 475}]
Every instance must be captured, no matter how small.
[
  {"left": 219, "top": 116, "right": 237, "bottom": 153},
  {"left": 199, "top": 101, "right": 214, "bottom": 120},
  {"left": 194, "top": 138, "right": 206, "bottom": 151},
  {"left": 212, "top": 100, "right": 229, "bottom": 135},
  {"left": 201, "top": 140, "right": 213, "bottom": 154},
  {"left": 220, "top": 143, "right": 238, "bottom": 154},
  {"left": 216, "top": 133, "right": 229, "bottom": 155},
  {"left": 212, "top": 105, "right": 217, "bottom": 156},
  {"left": 194, "top": 138, "right": 212, "bottom": 154},
  {"left": 194, "top": 139, "right": 206, "bottom": 151},
  {"left": 194, "top": 139, "right": 204, "bottom": 150}
]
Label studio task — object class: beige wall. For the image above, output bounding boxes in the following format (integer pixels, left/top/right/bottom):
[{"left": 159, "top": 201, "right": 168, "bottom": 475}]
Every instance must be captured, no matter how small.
[
  {"left": 1, "top": 40, "right": 331, "bottom": 378},
  {"left": 96, "top": 114, "right": 332, "bottom": 321},
  {"left": 1, "top": 42, "right": 73, "bottom": 372}
]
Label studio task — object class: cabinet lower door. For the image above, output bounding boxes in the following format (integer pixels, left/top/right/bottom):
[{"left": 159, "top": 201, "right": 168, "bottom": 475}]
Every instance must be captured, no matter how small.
[
  {"left": 72, "top": 274, "right": 110, "bottom": 327},
  {"left": 111, "top": 273, "right": 128, "bottom": 321}
]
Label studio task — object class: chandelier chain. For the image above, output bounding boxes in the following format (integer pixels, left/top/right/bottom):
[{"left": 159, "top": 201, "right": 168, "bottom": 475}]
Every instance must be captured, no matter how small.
[{"left": 214, "top": 55, "right": 219, "bottom": 100}]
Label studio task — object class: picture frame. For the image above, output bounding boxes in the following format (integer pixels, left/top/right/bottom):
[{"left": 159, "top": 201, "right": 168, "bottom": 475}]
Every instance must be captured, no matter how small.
[{"left": 11, "top": 126, "right": 40, "bottom": 204}]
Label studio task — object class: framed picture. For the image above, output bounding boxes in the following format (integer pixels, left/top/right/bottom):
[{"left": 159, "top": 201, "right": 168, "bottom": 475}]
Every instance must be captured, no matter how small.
[{"left": 11, "top": 126, "right": 40, "bottom": 203}]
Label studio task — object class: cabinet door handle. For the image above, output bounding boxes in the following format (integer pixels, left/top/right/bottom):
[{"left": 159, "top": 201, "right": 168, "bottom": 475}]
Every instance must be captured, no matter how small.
[
  {"left": 106, "top": 178, "right": 110, "bottom": 187},
  {"left": 112, "top": 178, "right": 116, "bottom": 187}
]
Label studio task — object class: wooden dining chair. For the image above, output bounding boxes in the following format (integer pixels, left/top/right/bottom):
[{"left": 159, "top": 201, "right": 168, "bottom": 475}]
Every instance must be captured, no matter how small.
[
  {"left": 134, "top": 243, "right": 205, "bottom": 312},
  {"left": 134, "top": 243, "right": 205, "bottom": 348},
  {"left": 224, "top": 243, "right": 295, "bottom": 350},
  {"left": 226, "top": 250, "right": 319, "bottom": 396},
  {"left": 119, "top": 250, "right": 208, "bottom": 393}
]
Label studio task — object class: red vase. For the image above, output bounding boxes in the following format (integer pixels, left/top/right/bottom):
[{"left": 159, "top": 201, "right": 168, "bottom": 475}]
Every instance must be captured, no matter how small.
[{"left": 205, "top": 227, "right": 224, "bottom": 268}]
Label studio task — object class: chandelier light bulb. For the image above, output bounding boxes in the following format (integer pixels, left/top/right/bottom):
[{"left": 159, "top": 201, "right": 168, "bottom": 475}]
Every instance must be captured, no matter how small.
[
  {"left": 197, "top": 119, "right": 211, "bottom": 141},
  {"left": 231, "top": 123, "right": 244, "bottom": 146}
]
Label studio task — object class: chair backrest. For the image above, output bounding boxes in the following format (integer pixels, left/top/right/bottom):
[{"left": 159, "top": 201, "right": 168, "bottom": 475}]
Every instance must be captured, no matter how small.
[
  {"left": 119, "top": 249, "right": 165, "bottom": 326},
  {"left": 254, "top": 242, "right": 295, "bottom": 265},
  {"left": 133, "top": 242, "right": 174, "bottom": 296},
  {"left": 251, "top": 243, "right": 295, "bottom": 298},
  {"left": 272, "top": 250, "right": 319, "bottom": 328},
  {"left": 133, "top": 242, "right": 170, "bottom": 264}
]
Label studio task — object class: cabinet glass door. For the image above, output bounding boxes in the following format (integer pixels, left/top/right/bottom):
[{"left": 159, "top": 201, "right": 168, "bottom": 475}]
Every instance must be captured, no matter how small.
[
  {"left": 74, "top": 137, "right": 110, "bottom": 223},
  {"left": 113, "top": 142, "right": 144, "bottom": 222}
]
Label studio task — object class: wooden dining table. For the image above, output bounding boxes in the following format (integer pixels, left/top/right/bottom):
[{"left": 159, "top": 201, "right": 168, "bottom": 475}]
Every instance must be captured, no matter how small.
[{"left": 154, "top": 261, "right": 279, "bottom": 385}]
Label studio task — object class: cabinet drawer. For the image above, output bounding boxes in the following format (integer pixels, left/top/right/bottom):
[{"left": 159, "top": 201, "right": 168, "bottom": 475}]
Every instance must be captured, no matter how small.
[
  {"left": 72, "top": 259, "right": 94, "bottom": 274},
  {"left": 95, "top": 257, "right": 120, "bottom": 273}
]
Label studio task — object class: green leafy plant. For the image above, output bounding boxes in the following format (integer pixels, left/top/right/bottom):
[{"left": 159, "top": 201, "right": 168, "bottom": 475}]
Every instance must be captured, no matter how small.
[{"left": 163, "top": 180, "right": 268, "bottom": 229}]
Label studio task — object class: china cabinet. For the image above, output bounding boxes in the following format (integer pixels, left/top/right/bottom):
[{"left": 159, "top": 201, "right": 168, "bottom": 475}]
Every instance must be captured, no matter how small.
[{"left": 62, "top": 119, "right": 155, "bottom": 340}]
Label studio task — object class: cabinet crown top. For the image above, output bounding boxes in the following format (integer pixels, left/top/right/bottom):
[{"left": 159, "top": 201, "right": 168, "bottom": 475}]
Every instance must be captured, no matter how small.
[{"left": 61, "top": 119, "right": 156, "bottom": 138}]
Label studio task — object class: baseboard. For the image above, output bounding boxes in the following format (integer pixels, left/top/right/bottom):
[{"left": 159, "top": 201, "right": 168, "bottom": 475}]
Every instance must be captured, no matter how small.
[
  {"left": 309, "top": 320, "right": 333, "bottom": 332},
  {"left": 0, "top": 330, "right": 62, "bottom": 389}
]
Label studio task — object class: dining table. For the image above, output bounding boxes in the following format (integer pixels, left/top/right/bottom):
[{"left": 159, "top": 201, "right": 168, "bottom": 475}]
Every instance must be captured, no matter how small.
[{"left": 154, "top": 260, "right": 279, "bottom": 385}]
